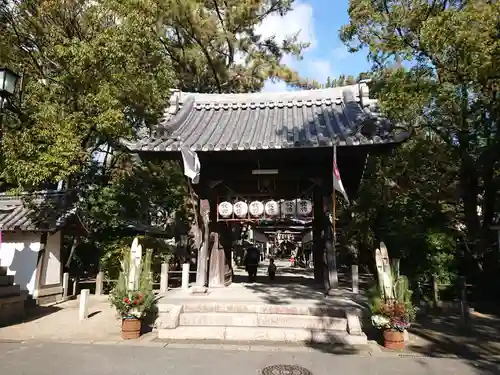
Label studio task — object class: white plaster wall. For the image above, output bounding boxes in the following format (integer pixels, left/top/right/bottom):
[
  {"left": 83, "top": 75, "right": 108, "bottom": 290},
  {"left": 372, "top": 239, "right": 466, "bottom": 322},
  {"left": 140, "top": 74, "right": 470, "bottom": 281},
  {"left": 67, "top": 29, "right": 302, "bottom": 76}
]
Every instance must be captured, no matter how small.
[
  {"left": 42, "top": 231, "right": 62, "bottom": 286},
  {"left": 0, "top": 231, "right": 43, "bottom": 295}
]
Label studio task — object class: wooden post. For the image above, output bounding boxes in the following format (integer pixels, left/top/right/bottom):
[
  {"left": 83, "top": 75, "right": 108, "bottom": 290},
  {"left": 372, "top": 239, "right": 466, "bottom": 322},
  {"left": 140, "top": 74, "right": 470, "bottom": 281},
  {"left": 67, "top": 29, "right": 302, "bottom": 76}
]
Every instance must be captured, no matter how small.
[
  {"left": 197, "top": 199, "right": 210, "bottom": 287},
  {"left": 62, "top": 272, "right": 69, "bottom": 299},
  {"left": 182, "top": 263, "right": 190, "bottom": 290},
  {"left": 312, "top": 187, "right": 324, "bottom": 285},
  {"left": 79, "top": 289, "right": 90, "bottom": 321},
  {"left": 352, "top": 264, "right": 359, "bottom": 294},
  {"left": 432, "top": 275, "right": 439, "bottom": 307},
  {"left": 72, "top": 276, "right": 79, "bottom": 296},
  {"left": 95, "top": 271, "right": 104, "bottom": 295},
  {"left": 160, "top": 263, "right": 169, "bottom": 292},
  {"left": 460, "top": 276, "right": 471, "bottom": 329}
]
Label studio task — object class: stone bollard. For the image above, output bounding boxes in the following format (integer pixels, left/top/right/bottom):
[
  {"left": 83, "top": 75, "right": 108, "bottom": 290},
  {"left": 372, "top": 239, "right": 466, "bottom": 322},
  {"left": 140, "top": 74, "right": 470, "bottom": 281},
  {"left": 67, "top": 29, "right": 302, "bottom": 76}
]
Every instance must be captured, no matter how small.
[
  {"left": 62, "top": 272, "right": 69, "bottom": 299},
  {"left": 72, "top": 276, "right": 79, "bottom": 296},
  {"left": 181, "top": 263, "right": 190, "bottom": 290},
  {"left": 352, "top": 265, "right": 359, "bottom": 294},
  {"left": 95, "top": 271, "right": 104, "bottom": 296},
  {"left": 79, "top": 289, "right": 90, "bottom": 321},
  {"left": 160, "top": 263, "right": 169, "bottom": 293}
]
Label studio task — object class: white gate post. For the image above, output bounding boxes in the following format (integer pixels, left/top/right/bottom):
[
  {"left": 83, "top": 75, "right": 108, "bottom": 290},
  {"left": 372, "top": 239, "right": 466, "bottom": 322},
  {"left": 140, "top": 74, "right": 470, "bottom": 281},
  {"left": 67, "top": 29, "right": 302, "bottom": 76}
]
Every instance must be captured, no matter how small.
[
  {"left": 181, "top": 263, "right": 190, "bottom": 290},
  {"left": 79, "top": 289, "right": 90, "bottom": 321},
  {"left": 160, "top": 263, "right": 169, "bottom": 293}
]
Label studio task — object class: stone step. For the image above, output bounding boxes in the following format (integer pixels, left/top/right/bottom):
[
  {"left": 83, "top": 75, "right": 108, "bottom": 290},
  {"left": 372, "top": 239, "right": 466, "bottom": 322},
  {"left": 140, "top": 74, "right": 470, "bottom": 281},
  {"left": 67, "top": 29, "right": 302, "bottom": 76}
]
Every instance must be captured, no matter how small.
[
  {"left": 0, "top": 284, "right": 21, "bottom": 298},
  {"left": 173, "top": 303, "right": 350, "bottom": 317},
  {"left": 179, "top": 312, "right": 347, "bottom": 331},
  {"left": 0, "top": 267, "right": 7, "bottom": 276},
  {"left": 0, "top": 275, "right": 15, "bottom": 286},
  {"left": 158, "top": 326, "right": 367, "bottom": 345},
  {"left": 0, "top": 294, "right": 26, "bottom": 325}
]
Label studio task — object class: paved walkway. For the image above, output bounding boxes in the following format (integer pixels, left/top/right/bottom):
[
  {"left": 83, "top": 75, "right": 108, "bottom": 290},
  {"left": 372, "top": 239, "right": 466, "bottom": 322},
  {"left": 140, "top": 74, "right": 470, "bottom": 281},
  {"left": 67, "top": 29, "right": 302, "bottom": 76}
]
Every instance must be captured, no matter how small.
[
  {"left": 0, "top": 296, "right": 122, "bottom": 342},
  {"left": 0, "top": 341, "right": 495, "bottom": 375}
]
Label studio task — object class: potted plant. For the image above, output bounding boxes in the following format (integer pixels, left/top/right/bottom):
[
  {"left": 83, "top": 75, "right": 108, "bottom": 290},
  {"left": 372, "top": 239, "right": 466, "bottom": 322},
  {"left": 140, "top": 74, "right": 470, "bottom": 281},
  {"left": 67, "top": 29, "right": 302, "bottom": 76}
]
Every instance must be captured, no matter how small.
[
  {"left": 109, "top": 243, "right": 155, "bottom": 340},
  {"left": 371, "top": 300, "right": 413, "bottom": 350},
  {"left": 369, "top": 242, "right": 415, "bottom": 350}
]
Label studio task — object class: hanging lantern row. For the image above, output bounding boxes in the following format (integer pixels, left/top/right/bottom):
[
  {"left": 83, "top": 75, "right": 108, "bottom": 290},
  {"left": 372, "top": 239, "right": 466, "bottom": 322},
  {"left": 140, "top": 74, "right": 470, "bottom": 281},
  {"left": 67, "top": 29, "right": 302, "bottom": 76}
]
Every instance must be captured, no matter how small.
[{"left": 217, "top": 199, "right": 313, "bottom": 220}]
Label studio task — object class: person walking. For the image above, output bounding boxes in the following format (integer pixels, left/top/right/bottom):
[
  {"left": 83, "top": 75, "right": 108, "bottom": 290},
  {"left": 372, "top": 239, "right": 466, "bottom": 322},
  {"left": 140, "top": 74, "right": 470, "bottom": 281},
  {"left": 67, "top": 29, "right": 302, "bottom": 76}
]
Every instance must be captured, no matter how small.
[{"left": 244, "top": 245, "right": 260, "bottom": 283}]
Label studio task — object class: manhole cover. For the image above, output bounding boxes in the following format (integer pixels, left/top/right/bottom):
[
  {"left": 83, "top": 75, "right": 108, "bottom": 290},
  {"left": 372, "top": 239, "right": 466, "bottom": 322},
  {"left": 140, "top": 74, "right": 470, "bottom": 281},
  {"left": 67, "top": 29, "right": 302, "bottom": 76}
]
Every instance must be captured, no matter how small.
[{"left": 261, "top": 365, "right": 312, "bottom": 375}]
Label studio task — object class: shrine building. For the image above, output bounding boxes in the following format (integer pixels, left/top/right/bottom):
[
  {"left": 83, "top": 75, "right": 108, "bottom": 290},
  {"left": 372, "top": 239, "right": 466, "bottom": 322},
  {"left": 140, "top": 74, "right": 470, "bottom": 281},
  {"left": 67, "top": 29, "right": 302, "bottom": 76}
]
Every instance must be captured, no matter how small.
[{"left": 123, "top": 82, "right": 409, "bottom": 291}]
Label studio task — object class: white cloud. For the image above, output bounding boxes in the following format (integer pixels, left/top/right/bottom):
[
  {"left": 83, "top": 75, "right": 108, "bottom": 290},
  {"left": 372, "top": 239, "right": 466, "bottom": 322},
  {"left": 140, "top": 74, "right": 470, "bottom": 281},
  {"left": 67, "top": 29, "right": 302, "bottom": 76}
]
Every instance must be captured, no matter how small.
[
  {"left": 255, "top": 2, "right": 316, "bottom": 48},
  {"left": 256, "top": 1, "right": 333, "bottom": 92},
  {"left": 262, "top": 80, "right": 289, "bottom": 92},
  {"left": 307, "top": 59, "right": 334, "bottom": 83}
]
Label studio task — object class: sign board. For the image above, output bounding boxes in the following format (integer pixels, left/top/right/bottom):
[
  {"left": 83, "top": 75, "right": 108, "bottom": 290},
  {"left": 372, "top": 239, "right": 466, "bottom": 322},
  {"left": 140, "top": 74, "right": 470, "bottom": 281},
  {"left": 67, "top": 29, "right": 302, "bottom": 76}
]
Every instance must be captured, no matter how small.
[
  {"left": 281, "top": 200, "right": 296, "bottom": 216},
  {"left": 297, "top": 199, "right": 313, "bottom": 216}
]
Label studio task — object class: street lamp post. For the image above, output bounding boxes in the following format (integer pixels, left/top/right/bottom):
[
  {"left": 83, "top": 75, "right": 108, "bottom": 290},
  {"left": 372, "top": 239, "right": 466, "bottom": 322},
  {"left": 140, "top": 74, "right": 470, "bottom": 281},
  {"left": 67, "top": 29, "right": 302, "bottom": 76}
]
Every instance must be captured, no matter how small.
[{"left": 0, "top": 67, "right": 21, "bottom": 136}]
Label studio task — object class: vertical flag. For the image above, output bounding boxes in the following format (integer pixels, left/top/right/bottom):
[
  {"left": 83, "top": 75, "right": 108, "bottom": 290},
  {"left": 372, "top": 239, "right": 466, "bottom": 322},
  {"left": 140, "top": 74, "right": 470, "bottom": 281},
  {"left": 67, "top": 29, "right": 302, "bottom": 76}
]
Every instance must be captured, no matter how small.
[
  {"left": 179, "top": 144, "right": 201, "bottom": 184},
  {"left": 333, "top": 145, "right": 349, "bottom": 204}
]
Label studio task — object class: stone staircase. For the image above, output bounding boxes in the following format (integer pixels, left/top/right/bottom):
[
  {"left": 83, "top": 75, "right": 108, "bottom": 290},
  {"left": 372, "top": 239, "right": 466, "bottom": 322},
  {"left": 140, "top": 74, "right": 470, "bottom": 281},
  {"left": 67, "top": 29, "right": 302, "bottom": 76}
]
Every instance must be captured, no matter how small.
[
  {"left": 156, "top": 302, "right": 367, "bottom": 345},
  {"left": 0, "top": 266, "right": 27, "bottom": 326}
]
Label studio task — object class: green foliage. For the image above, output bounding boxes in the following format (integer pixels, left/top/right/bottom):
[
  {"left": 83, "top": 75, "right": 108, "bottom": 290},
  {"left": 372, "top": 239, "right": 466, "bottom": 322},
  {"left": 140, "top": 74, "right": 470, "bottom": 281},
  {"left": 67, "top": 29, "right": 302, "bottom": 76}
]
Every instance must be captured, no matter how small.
[
  {"left": 367, "top": 283, "right": 383, "bottom": 314},
  {"left": 100, "top": 235, "right": 174, "bottom": 282},
  {"left": 1, "top": 0, "right": 311, "bottom": 275},
  {"left": 152, "top": 0, "right": 311, "bottom": 92},
  {"left": 340, "top": 1, "right": 500, "bottom": 288}
]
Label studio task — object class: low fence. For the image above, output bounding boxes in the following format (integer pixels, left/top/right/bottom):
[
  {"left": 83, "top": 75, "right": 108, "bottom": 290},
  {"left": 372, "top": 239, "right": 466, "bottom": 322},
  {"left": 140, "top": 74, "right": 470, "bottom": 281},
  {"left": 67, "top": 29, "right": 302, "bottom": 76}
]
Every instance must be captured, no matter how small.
[{"left": 63, "top": 263, "right": 198, "bottom": 298}]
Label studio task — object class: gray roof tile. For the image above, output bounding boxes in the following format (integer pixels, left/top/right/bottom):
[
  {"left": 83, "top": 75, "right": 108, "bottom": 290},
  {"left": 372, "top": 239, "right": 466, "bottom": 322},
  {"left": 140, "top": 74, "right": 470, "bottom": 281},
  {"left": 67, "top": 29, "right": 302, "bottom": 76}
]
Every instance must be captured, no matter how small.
[
  {"left": 0, "top": 192, "right": 72, "bottom": 231},
  {"left": 124, "top": 83, "right": 409, "bottom": 152}
]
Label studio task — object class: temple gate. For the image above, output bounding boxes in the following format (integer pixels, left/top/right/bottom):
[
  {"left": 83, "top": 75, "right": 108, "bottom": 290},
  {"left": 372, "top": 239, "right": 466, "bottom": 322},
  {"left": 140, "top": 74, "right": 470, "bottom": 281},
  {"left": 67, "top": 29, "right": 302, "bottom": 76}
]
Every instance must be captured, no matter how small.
[{"left": 124, "top": 82, "right": 408, "bottom": 293}]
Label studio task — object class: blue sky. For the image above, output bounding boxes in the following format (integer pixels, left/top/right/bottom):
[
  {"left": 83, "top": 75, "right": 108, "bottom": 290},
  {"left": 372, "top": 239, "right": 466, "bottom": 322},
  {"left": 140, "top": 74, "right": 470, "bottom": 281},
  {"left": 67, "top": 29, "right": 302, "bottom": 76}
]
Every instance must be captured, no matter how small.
[{"left": 260, "top": 0, "right": 371, "bottom": 91}]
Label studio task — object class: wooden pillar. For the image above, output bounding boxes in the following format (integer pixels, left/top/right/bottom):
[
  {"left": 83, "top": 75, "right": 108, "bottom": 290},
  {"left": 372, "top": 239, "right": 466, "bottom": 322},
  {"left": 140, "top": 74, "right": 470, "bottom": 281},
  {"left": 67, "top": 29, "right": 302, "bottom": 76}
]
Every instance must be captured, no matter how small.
[
  {"left": 219, "top": 223, "right": 233, "bottom": 286},
  {"left": 208, "top": 224, "right": 225, "bottom": 287},
  {"left": 196, "top": 199, "right": 210, "bottom": 287},
  {"left": 312, "top": 185, "right": 324, "bottom": 285},
  {"left": 324, "top": 196, "right": 339, "bottom": 292}
]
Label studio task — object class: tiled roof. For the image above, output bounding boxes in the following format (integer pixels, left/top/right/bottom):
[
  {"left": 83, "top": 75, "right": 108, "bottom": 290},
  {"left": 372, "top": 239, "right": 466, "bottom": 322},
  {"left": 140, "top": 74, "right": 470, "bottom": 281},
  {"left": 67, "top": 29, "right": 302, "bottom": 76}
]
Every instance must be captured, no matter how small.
[
  {"left": 0, "top": 192, "right": 73, "bottom": 231},
  {"left": 123, "top": 82, "right": 409, "bottom": 152}
]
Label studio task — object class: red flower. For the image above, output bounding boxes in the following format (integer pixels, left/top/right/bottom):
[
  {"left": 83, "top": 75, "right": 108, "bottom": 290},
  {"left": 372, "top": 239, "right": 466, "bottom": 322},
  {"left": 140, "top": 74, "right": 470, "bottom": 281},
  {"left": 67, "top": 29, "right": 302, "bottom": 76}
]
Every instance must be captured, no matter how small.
[
  {"left": 124, "top": 298, "right": 130, "bottom": 304},
  {"left": 133, "top": 300, "right": 138, "bottom": 305}
]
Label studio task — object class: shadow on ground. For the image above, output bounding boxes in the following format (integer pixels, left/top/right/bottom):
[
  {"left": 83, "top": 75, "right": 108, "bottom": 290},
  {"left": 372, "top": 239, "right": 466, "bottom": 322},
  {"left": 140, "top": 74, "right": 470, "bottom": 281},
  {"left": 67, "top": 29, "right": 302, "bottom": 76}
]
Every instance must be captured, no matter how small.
[
  {"left": 360, "top": 309, "right": 500, "bottom": 374},
  {"left": 21, "top": 305, "right": 62, "bottom": 324},
  {"left": 0, "top": 304, "right": 62, "bottom": 328},
  {"left": 410, "top": 310, "right": 500, "bottom": 375}
]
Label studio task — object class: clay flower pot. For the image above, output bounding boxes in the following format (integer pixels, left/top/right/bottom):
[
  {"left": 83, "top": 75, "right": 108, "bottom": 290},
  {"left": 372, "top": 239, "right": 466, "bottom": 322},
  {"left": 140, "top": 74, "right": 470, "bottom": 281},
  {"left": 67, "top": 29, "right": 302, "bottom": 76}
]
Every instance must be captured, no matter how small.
[
  {"left": 121, "top": 316, "right": 142, "bottom": 340},
  {"left": 383, "top": 329, "right": 405, "bottom": 350}
]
